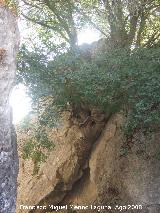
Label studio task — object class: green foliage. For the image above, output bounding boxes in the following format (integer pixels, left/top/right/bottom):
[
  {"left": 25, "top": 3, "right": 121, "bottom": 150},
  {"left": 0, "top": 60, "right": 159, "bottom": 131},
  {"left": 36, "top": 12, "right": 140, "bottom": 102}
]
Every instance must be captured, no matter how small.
[
  {"left": 18, "top": 114, "right": 34, "bottom": 130},
  {"left": 17, "top": 0, "right": 160, "bottom": 171},
  {"left": 21, "top": 0, "right": 160, "bottom": 49},
  {"left": 20, "top": 0, "right": 88, "bottom": 50},
  {"left": 16, "top": 0, "right": 160, "bottom": 171},
  {"left": 17, "top": 46, "right": 160, "bottom": 139},
  {"left": 22, "top": 124, "right": 54, "bottom": 175}
]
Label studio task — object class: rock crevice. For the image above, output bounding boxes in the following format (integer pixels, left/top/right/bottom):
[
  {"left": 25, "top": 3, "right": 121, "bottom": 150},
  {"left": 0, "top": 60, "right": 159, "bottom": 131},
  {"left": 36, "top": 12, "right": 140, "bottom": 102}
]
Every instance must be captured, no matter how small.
[{"left": 17, "top": 113, "right": 160, "bottom": 213}]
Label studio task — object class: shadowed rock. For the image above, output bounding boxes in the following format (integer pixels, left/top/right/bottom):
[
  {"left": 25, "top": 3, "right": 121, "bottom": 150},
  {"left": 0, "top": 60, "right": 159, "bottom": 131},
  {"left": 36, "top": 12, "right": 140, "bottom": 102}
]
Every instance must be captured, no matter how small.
[{"left": 0, "top": 6, "right": 19, "bottom": 213}]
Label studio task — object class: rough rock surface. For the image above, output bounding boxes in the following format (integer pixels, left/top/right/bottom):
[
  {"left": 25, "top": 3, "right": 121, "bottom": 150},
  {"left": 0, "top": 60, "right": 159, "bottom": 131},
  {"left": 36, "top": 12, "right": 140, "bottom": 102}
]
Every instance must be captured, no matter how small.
[
  {"left": 17, "top": 111, "right": 160, "bottom": 213},
  {"left": 0, "top": 6, "right": 19, "bottom": 213},
  {"left": 63, "top": 114, "right": 160, "bottom": 213},
  {"left": 16, "top": 111, "right": 106, "bottom": 212}
]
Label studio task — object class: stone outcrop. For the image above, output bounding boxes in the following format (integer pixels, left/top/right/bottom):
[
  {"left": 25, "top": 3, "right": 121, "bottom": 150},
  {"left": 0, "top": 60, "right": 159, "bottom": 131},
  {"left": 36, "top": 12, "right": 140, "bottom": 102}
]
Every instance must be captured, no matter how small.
[
  {"left": 16, "top": 110, "right": 107, "bottom": 212},
  {"left": 0, "top": 6, "right": 19, "bottom": 213},
  {"left": 17, "top": 111, "right": 160, "bottom": 213}
]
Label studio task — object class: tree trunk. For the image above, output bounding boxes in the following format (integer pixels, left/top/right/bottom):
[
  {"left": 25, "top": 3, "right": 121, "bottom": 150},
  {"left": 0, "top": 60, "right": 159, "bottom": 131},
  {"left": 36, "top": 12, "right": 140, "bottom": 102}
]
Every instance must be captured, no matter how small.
[{"left": 0, "top": 6, "right": 19, "bottom": 213}]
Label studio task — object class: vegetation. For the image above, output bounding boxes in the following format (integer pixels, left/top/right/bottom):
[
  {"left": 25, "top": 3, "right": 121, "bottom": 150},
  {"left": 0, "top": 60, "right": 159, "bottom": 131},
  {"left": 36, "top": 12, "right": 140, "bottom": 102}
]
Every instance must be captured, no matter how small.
[
  {"left": 18, "top": 46, "right": 160, "bottom": 135},
  {"left": 22, "top": 128, "right": 54, "bottom": 175},
  {"left": 20, "top": 0, "right": 160, "bottom": 49},
  {"left": 17, "top": 0, "right": 160, "bottom": 172},
  {"left": 19, "top": 115, "right": 54, "bottom": 175}
]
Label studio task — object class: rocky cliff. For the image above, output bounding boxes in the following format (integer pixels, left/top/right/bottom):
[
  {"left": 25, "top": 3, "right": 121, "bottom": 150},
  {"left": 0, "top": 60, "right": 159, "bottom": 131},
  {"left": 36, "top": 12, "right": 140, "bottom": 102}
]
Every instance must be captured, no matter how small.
[
  {"left": 0, "top": 5, "right": 19, "bottom": 213},
  {"left": 17, "top": 110, "right": 160, "bottom": 213}
]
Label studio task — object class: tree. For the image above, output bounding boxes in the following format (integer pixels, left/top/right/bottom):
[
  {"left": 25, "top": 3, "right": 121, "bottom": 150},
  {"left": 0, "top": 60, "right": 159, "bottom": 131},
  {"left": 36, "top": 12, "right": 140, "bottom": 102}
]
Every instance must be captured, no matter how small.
[
  {"left": 21, "top": 0, "right": 87, "bottom": 51},
  {"left": 79, "top": 0, "right": 160, "bottom": 47},
  {"left": 17, "top": 0, "right": 160, "bottom": 166},
  {"left": 20, "top": 0, "right": 160, "bottom": 50},
  {"left": 0, "top": 3, "right": 19, "bottom": 213},
  {"left": 17, "top": 0, "right": 160, "bottom": 128}
]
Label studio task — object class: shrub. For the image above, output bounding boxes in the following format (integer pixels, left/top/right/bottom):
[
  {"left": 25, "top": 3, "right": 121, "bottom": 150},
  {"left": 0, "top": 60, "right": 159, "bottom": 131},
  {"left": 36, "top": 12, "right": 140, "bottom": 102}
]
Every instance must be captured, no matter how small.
[{"left": 17, "top": 46, "right": 160, "bottom": 141}]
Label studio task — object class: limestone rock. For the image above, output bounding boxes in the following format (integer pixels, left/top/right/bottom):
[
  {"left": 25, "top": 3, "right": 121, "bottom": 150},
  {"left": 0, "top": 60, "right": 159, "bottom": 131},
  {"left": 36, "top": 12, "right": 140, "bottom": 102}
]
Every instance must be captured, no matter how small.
[
  {"left": 16, "top": 112, "right": 106, "bottom": 213},
  {"left": 17, "top": 113, "right": 160, "bottom": 213},
  {"left": 63, "top": 114, "right": 160, "bottom": 213},
  {"left": 0, "top": 6, "right": 19, "bottom": 213}
]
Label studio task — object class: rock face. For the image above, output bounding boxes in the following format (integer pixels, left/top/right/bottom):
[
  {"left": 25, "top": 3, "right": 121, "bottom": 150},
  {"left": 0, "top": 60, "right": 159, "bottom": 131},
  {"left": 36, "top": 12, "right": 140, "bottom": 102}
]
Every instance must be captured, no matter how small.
[
  {"left": 17, "top": 111, "right": 160, "bottom": 213},
  {"left": 0, "top": 6, "right": 19, "bottom": 213}
]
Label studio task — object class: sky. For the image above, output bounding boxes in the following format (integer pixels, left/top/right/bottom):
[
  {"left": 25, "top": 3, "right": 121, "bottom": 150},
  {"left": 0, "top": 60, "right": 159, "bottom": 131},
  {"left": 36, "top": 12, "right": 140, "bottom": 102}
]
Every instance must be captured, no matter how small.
[
  {"left": 10, "top": 27, "right": 100, "bottom": 124},
  {"left": 78, "top": 28, "right": 100, "bottom": 45},
  {"left": 10, "top": 84, "right": 32, "bottom": 124}
]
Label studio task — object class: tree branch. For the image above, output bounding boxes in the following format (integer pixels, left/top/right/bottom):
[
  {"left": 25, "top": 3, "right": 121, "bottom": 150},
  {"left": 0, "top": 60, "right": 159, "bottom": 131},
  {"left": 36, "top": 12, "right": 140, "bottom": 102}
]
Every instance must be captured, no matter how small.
[
  {"left": 136, "top": 12, "right": 147, "bottom": 46},
  {"left": 43, "top": 0, "right": 71, "bottom": 36},
  {"left": 75, "top": 6, "right": 108, "bottom": 38},
  {"left": 144, "top": 31, "right": 160, "bottom": 47},
  {"left": 21, "top": 13, "right": 69, "bottom": 42}
]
